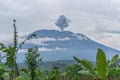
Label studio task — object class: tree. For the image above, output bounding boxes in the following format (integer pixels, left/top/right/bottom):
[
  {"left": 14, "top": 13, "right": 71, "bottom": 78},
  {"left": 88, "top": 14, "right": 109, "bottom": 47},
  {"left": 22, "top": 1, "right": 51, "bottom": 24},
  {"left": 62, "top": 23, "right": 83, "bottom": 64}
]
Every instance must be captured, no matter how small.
[
  {"left": 55, "top": 15, "right": 69, "bottom": 31},
  {"left": 47, "top": 69, "right": 61, "bottom": 80},
  {"left": 0, "top": 19, "right": 36, "bottom": 80},
  {"left": 25, "top": 47, "right": 41, "bottom": 80},
  {"left": 66, "top": 64, "right": 83, "bottom": 80}
]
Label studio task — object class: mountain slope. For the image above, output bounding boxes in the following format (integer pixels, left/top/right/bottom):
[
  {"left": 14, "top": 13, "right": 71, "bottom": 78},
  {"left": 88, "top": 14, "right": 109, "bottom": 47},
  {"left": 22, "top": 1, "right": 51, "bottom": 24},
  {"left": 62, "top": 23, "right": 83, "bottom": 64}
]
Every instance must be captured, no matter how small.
[{"left": 17, "top": 30, "right": 120, "bottom": 62}]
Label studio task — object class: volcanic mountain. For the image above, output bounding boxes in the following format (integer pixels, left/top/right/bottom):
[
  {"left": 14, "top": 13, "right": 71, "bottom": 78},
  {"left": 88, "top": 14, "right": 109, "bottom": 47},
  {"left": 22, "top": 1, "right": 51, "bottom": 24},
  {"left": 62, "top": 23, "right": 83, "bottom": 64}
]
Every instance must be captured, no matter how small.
[{"left": 16, "top": 30, "right": 120, "bottom": 62}]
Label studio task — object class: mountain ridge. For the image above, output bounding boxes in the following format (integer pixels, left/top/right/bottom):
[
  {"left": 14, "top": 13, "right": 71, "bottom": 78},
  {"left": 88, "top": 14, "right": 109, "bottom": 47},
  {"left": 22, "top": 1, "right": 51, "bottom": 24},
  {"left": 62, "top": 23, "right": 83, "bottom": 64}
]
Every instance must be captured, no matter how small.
[{"left": 17, "top": 29, "right": 120, "bottom": 62}]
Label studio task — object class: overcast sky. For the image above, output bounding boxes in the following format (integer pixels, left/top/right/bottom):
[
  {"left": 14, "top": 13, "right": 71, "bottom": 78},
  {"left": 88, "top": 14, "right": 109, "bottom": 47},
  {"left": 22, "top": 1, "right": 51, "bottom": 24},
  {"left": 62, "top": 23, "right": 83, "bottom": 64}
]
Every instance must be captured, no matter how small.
[{"left": 1, "top": 0, "right": 120, "bottom": 50}]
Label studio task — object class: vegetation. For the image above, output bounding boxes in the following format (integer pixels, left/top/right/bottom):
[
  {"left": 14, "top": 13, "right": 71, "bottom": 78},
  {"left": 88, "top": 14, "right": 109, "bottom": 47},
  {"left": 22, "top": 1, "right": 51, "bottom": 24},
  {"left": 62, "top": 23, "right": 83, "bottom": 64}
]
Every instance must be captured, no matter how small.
[
  {"left": 47, "top": 69, "right": 61, "bottom": 80},
  {"left": 0, "top": 20, "right": 120, "bottom": 80},
  {"left": 73, "top": 49, "right": 119, "bottom": 80},
  {"left": 0, "top": 20, "right": 36, "bottom": 80},
  {"left": 66, "top": 64, "right": 83, "bottom": 80},
  {"left": 25, "top": 47, "right": 42, "bottom": 80}
]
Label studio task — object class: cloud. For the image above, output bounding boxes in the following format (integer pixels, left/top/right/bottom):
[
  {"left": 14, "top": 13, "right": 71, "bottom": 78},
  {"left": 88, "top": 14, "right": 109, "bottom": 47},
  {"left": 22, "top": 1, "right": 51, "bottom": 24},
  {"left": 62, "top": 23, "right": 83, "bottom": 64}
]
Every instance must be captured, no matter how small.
[
  {"left": 1, "top": 0, "right": 120, "bottom": 34},
  {"left": 17, "top": 47, "right": 67, "bottom": 53},
  {"left": 0, "top": 33, "right": 29, "bottom": 44},
  {"left": 18, "top": 49, "right": 27, "bottom": 53},
  {"left": 0, "top": 34, "right": 71, "bottom": 46},
  {"left": 86, "top": 32, "right": 120, "bottom": 50},
  {"left": 61, "top": 0, "right": 120, "bottom": 34},
  {"left": 0, "top": 0, "right": 31, "bottom": 17},
  {"left": 94, "top": 17, "right": 120, "bottom": 33},
  {"left": 0, "top": 34, "right": 13, "bottom": 44},
  {"left": 38, "top": 47, "right": 67, "bottom": 52},
  {"left": 57, "top": 37, "right": 71, "bottom": 41},
  {"left": 24, "top": 37, "right": 71, "bottom": 45}
]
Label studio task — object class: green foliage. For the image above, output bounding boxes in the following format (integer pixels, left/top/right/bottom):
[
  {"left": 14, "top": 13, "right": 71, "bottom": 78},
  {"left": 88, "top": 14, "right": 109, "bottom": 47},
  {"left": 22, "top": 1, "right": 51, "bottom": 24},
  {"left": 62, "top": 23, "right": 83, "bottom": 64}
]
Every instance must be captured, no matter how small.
[
  {"left": 0, "top": 19, "right": 19, "bottom": 80},
  {"left": 108, "top": 67, "right": 120, "bottom": 80},
  {"left": 96, "top": 49, "right": 107, "bottom": 80},
  {"left": 5, "top": 46, "right": 15, "bottom": 68},
  {"left": 73, "top": 48, "right": 119, "bottom": 80},
  {"left": 13, "top": 76, "right": 25, "bottom": 80},
  {"left": 35, "top": 69, "right": 44, "bottom": 80},
  {"left": 73, "top": 56, "right": 94, "bottom": 70},
  {"left": 25, "top": 47, "right": 41, "bottom": 70},
  {"left": 73, "top": 56, "right": 96, "bottom": 78},
  {"left": 0, "top": 19, "right": 37, "bottom": 80},
  {"left": 47, "top": 69, "right": 61, "bottom": 80},
  {"left": 20, "top": 68, "right": 44, "bottom": 80},
  {"left": 13, "top": 19, "right": 17, "bottom": 51},
  {"left": 66, "top": 64, "right": 83, "bottom": 80},
  {"left": 25, "top": 47, "right": 41, "bottom": 80},
  {"left": 20, "top": 68, "right": 31, "bottom": 80},
  {"left": 0, "top": 63, "right": 6, "bottom": 78},
  {"left": 108, "top": 54, "right": 119, "bottom": 67}
]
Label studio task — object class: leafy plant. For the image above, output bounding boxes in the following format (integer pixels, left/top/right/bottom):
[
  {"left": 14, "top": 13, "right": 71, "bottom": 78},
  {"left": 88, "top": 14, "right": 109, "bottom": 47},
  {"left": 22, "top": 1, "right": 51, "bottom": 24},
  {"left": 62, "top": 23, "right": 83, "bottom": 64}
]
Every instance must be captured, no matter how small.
[
  {"left": 25, "top": 47, "right": 41, "bottom": 80},
  {"left": 47, "top": 69, "right": 61, "bottom": 80},
  {"left": 96, "top": 49, "right": 107, "bottom": 80},
  {"left": 0, "top": 63, "right": 6, "bottom": 80},
  {"left": 108, "top": 67, "right": 120, "bottom": 80},
  {"left": 35, "top": 69, "right": 44, "bottom": 80},
  {"left": 13, "top": 76, "right": 25, "bottom": 80},
  {"left": 73, "top": 48, "right": 119, "bottom": 80},
  {"left": 66, "top": 64, "right": 83, "bottom": 80},
  {"left": 0, "top": 19, "right": 36, "bottom": 80},
  {"left": 73, "top": 56, "right": 97, "bottom": 79}
]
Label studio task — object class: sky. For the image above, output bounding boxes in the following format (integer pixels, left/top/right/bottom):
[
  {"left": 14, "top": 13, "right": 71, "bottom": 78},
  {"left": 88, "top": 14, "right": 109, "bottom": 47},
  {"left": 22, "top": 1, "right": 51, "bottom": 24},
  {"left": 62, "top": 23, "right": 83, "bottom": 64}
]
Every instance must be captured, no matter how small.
[{"left": 1, "top": 0, "right": 120, "bottom": 50}]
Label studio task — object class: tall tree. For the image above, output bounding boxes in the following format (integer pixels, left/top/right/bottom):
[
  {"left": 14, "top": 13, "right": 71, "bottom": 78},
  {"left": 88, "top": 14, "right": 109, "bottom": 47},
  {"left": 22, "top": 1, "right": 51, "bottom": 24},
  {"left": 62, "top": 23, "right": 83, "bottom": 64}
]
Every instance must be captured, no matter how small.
[
  {"left": 13, "top": 19, "right": 20, "bottom": 78},
  {"left": 25, "top": 47, "right": 41, "bottom": 80},
  {"left": 0, "top": 19, "right": 36, "bottom": 80}
]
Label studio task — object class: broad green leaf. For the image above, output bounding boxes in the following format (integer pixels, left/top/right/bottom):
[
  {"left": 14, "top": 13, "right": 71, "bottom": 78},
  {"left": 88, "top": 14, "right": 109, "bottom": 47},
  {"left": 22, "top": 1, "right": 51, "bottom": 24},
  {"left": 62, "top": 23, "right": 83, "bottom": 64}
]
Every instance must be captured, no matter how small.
[
  {"left": 0, "top": 43, "right": 5, "bottom": 50},
  {"left": 73, "top": 56, "right": 93, "bottom": 70},
  {"left": 78, "top": 70, "right": 89, "bottom": 75},
  {"left": 73, "top": 56, "right": 81, "bottom": 63},
  {"left": 96, "top": 49, "right": 107, "bottom": 79},
  {"left": 82, "top": 59, "right": 94, "bottom": 70},
  {"left": 13, "top": 76, "right": 25, "bottom": 80},
  {"left": 108, "top": 54, "right": 119, "bottom": 67}
]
